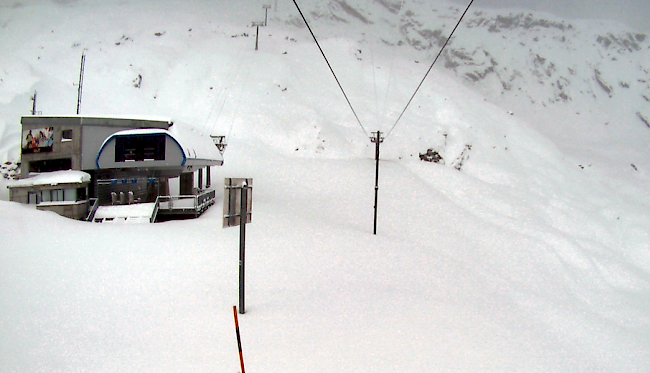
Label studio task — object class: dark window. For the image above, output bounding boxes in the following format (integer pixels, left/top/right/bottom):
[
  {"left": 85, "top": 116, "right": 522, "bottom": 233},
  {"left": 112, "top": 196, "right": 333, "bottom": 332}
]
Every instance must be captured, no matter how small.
[
  {"left": 77, "top": 187, "right": 87, "bottom": 201},
  {"left": 115, "top": 134, "right": 166, "bottom": 162},
  {"left": 29, "top": 158, "right": 72, "bottom": 173},
  {"left": 62, "top": 129, "right": 73, "bottom": 142}
]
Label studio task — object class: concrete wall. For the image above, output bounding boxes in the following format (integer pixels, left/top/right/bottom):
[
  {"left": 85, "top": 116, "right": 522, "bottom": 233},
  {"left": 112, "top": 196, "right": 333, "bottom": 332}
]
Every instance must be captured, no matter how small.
[
  {"left": 20, "top": 116, "right": 172, "bottom": 175},
  {"left": 20, "top": 123, "right": 82, "bottom": 178},
  {"left": 36, "top": 201, "right": 89, "bottom": 220}
]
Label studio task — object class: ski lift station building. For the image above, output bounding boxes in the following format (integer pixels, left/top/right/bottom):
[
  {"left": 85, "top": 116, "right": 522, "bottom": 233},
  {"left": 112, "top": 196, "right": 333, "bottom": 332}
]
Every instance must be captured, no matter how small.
[{"left": 8, "top": 116, "right": 224, "bottom": 222}]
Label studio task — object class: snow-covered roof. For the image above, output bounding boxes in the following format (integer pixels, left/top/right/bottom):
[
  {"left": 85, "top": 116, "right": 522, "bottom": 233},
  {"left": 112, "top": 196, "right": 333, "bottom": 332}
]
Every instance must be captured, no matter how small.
[
  {"left": 21, "top": 115, "right": 173, "bottom": 129},
  {"left": 8, "top": 170, "right": 91, "bottom": 188},
  {"left": 107, "top": 128, "right": 171, "bottom": 137},
  {"left": 24, "top": 114, "right": 173, "bottom": 122},
  {"left": 99, "top": 126, "right": 223, "bottom": 164},
  {"left": 168, "top": 124, "right": 223, "bottom": 162}
]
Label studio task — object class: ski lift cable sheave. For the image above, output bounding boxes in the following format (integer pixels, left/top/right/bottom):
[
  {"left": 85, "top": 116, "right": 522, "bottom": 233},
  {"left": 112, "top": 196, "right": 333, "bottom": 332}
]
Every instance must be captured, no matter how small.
[{"left": 385, "top": 0, "right": 475, "bottom": 139}]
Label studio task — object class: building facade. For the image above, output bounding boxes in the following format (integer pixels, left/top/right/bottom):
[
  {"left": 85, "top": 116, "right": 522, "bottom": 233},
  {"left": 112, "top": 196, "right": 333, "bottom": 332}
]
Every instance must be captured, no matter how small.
[{"left": 11, "top": 116, "right": 224, "bottom": 221}]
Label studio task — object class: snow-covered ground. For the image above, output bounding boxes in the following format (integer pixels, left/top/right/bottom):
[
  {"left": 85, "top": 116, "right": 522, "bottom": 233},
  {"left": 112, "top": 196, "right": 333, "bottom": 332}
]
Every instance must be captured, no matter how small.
[{"left": 1, "top": 1, "right": 649, "bottom": 372}]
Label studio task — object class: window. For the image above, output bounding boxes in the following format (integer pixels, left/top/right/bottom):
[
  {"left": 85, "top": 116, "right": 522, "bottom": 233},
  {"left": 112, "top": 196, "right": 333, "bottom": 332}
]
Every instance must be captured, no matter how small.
[
  {"left": 29, "top": 158, "right": 72, "bottom": 173},
  {"left": 77, "top": 187, "right": 87, "bottom": 201},
  {"left": 40, "top": 189, "right": 64, "bottom": 203},
  {"left": 53, "top": 189, "right": 63, "bottom": 201},
  {"left": 61, "top": 129, "right": 73, "bottom": 142},
  {"left": 40, "top": 190, "right": 51, "bottom": 202},
  {"left": 115, "top": 134, "right": 166, "bottom": 162},
  {"left": 64, "top": 188, "right": 77, "bottom": 201}
]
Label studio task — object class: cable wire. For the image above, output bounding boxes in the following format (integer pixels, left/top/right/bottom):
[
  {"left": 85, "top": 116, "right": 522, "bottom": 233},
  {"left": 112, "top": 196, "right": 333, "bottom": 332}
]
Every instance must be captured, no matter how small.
[
  {"left": 202, "top": 45, "right": 247, "bottom": 132},
  {"left": 386, "top": 0, "right": 474, "bottom": 138},
  {"left": 381, "top": 0, "right": 407, "bottom": 128},
  {"left": 291, "top": 0, "right": 369, "bottom": 137}
]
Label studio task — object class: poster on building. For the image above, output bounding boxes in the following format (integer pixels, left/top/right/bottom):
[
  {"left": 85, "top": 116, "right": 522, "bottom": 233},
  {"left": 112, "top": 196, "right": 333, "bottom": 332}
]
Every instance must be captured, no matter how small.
[{"left": 22, "top": 127, "right": 54, "bottom": 154}]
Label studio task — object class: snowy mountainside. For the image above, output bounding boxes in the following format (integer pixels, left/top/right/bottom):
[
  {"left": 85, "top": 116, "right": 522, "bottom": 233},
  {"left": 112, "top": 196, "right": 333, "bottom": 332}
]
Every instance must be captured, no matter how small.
[
  {"left": 1, "top": 0, "right": 649, "bottom": 168},
  {"left": 286, "top": 0, "right": 650, "bottom": 120},
  {"left": 1, "top": 1, "right": 650, "bottom": 372},
  {"left": 273, "top": 0, "right": 650, "bottom": 167}
]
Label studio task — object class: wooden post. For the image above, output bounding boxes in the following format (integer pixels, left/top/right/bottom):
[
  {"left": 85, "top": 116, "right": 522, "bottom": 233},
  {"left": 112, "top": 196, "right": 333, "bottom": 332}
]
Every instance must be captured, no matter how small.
[{"left": 233, "top": 306, "right": 246, "bottom": 373}]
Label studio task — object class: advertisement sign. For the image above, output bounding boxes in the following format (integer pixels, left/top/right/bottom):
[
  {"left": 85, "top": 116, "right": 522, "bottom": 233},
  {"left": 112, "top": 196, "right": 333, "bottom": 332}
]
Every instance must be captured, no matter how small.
[{"left": 22, "top": 127, "right": 54, "bottom": 154}]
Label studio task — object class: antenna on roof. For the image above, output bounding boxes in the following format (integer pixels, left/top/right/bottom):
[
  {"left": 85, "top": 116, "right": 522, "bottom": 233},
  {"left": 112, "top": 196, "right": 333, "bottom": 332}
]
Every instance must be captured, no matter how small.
[
  {"left": 74, "top": 51, "right": 86, "bottom": 115},
  {"left": 31, "top": 91, "right": 42, "bottom": 115}
]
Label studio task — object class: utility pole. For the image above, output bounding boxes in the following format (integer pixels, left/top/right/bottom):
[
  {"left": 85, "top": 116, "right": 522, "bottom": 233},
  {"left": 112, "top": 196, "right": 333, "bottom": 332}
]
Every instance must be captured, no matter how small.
[
  {"left": 76, "top": 52, "right": 86, "bottom": 114},
  {"left": 263, "top": 5, "right": 272, "bottom": 26},
  {"left": 370, "top": 131, "right": 384, "bottom": 235},
  {"left": 252, "top": 22, "right": 264, "bottom": 50}
]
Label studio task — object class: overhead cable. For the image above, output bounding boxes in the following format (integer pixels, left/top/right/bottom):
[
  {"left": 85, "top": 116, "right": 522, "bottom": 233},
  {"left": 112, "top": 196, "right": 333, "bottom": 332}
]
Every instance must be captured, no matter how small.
[
  {"left": 291, "top": 0, "right": 369, "bottom": 137},
  {"left": 386, "top": 0, "right": 475, "bottom": 138}
]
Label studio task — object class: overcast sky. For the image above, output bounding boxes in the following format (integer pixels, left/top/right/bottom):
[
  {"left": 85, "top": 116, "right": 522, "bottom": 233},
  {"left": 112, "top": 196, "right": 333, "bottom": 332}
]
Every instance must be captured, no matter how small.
[{"left": 450, "top": 0, "right": 650, "bottom": 33}]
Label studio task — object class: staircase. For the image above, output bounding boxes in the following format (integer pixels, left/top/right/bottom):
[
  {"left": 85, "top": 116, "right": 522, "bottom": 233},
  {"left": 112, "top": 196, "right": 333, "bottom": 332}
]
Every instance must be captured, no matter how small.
[{"left": 92, "top": 202, "right": 158, "bottom": 223}]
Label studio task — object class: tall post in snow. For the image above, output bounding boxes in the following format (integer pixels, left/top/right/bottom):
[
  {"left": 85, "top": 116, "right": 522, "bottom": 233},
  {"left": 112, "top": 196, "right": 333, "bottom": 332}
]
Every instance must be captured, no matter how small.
[
  {"left": 252, "top": 22, "right": 264, "bottom": 50},
  {"left": 239, "top": 181, "right": 248, "bottom": 313},
  {"left": 263, "top": 5, "right": 272, "bottom": 26},
  {"left": 370, "top": 131, "right": 384, "bottom": 235},
  {"left": 224, "top": 178, "right": 253, "bottom": 315}
]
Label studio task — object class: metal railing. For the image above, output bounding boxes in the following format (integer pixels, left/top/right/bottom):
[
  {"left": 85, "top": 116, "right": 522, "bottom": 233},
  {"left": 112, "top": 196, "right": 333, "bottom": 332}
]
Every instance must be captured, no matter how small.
[
  {"left": 86, "top": 198, "right": 99, "bottom": 222},
  {"left": 150, "top": 199, "right": 160, "bottom": 223},
  {"left": 157, "top": 189, "right": 216, "bottom": 214}
]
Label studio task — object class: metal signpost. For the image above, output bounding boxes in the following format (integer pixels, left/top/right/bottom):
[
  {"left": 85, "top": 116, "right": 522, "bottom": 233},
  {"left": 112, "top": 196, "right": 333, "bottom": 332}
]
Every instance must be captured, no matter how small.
[{"left": 224, "top": 178, "right": 253, "bottom": 314}]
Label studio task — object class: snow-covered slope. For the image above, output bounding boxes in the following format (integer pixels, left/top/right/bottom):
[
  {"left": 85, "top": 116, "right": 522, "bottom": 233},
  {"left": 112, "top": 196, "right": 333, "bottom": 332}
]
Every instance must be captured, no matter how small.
[{"left": 1, "top": 1, "right": 649, "bottom": 372}]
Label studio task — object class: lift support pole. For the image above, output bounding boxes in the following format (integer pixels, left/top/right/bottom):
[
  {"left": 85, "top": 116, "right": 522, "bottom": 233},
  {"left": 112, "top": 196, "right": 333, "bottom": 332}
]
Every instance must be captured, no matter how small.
[{"left": 370, "top": 131, "right": 384, "bottom": 235}]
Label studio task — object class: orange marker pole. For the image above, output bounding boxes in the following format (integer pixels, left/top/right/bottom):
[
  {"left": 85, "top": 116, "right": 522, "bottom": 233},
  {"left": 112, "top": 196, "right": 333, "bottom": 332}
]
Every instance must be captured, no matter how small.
[{"left": 233, "top": 306, "right": 246, "bottom": 373}]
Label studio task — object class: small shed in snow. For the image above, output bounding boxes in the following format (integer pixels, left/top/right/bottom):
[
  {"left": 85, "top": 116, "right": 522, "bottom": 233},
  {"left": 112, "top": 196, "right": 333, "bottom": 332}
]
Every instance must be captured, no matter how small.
[{"left": 7, "top": 170, "right": 91, "bottom": 220}]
